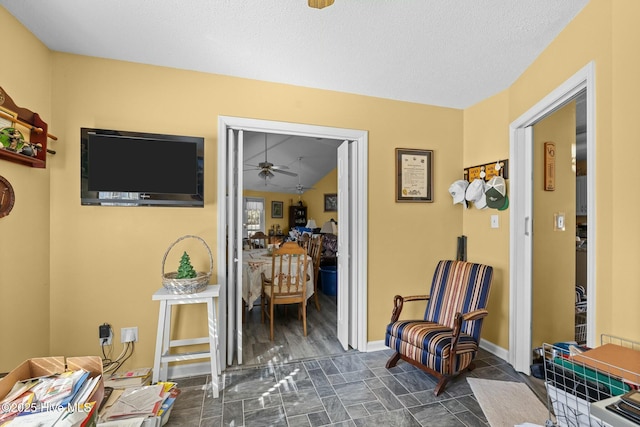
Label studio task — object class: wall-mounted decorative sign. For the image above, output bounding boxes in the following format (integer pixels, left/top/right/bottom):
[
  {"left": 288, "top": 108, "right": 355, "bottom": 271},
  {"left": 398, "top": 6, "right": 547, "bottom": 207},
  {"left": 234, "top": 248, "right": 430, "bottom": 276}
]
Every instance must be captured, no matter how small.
[
  {"left": 396, "top": 148, "right": 433, "bottom": 202},
  {"left": 544, "top": 142, "right": 555, "bottom": 191},
  {"left": 463, "top": 159, "right": 509, "bottom": 183}
]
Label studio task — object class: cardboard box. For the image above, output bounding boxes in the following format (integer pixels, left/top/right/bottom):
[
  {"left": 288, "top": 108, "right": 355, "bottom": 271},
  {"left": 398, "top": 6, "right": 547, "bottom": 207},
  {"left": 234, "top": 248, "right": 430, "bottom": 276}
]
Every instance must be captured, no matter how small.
[{"left": 0, "top": 356, "right": 104, "bottom": 411}]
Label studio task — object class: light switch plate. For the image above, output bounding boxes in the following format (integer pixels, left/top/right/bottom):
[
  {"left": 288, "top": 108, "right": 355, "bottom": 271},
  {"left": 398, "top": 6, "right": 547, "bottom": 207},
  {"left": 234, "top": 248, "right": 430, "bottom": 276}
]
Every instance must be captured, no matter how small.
[
  {"left": 491, "top": 215, "right": 499, "bottom": 229},
  {"left": 554, "top": 212, "right": 566, "bottom": 231}
]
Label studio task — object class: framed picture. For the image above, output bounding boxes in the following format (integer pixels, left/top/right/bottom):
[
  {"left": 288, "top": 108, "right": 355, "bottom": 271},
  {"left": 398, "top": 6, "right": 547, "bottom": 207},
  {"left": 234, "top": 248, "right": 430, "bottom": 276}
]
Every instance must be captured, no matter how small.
[
  {"left": 324, "top": 193, "right": 338, "bottom": 212},
  {"left": 271, "top": 201, "right": 283, "bottom": 218},
  {"left": 396, "top": 148, "right": 433, "bottom": 202}
]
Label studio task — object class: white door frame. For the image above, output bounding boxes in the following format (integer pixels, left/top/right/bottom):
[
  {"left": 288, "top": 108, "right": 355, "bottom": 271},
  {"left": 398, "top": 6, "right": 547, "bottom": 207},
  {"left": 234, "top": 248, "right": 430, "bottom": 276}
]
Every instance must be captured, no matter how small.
[
  {"left": 509, "top": 61, "right": 596, "bottom": 372},
  {"left": 216, "top": 116, "right": 368, "bottom": 367}
]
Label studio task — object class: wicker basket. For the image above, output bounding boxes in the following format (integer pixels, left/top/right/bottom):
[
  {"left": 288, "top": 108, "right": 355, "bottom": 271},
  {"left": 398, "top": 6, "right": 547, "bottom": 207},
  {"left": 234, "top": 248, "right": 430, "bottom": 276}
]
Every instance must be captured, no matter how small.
[{"left": 162, "top": 235, "right": 213, "bottom": 294}]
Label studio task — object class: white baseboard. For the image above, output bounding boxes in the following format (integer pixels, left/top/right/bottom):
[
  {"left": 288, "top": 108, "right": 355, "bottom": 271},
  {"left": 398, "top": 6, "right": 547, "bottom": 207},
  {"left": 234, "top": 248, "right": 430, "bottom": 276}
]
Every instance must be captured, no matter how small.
[
  {"left": 479, "top": 338, "right": 509, "bottom": 361},
  {"left": 365, "top": 340, "right": 387, "bottom": 352}
]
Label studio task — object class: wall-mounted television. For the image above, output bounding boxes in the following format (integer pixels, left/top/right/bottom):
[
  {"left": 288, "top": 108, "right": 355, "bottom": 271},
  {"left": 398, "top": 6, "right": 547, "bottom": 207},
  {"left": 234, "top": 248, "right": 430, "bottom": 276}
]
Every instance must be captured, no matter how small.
[{"left": 81, "top": 128, "right": 204, "bottom": 207}]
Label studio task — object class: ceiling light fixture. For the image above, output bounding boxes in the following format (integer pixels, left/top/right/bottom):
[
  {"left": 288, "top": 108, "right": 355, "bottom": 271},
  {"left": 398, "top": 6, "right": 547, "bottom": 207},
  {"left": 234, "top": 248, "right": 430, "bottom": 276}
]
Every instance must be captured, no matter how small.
[
  {"left": 308, "top": 0, "right": 334, "bottom": 9},
  {"left": 258, "top": 169, "right": 274, "bottom": 180}
]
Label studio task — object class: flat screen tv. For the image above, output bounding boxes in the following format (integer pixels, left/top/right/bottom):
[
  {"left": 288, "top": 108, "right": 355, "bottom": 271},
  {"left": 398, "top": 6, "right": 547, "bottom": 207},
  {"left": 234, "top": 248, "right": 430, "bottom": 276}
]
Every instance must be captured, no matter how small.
[{"left": 81, "top": 128, "right": 204, "bottom": 207}]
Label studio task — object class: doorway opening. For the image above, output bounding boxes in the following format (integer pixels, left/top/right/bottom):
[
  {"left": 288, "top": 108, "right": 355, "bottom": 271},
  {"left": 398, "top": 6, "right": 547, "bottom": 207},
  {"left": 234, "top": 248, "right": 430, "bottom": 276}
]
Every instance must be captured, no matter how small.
[
  {"left": 216, "top": 116, "right": 368, "bottom": 369},
  {"left": 509, "top": 62, "right": 596, "bottom": 373}
]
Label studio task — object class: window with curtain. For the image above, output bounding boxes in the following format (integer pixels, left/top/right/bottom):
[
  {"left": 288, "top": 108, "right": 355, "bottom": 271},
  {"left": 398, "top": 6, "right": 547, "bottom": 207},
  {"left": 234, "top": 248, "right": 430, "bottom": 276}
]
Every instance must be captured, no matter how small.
[{"left": 244, "top": 197, "right": 265, "bottom": 238}]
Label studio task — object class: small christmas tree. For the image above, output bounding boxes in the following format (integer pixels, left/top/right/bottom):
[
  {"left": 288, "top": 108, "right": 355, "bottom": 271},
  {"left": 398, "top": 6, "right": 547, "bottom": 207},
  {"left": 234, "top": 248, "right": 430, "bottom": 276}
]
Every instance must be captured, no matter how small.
[{"left": 176, "top": 251, "right": 197, "bottom": 279}]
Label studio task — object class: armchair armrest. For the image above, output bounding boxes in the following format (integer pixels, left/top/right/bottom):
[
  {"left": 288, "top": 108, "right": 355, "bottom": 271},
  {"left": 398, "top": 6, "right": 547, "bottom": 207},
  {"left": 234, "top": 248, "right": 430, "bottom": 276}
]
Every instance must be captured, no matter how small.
[
  {"left": 450, "top": 309, "right": 490, "bottom": 358},
  {"left": 461, "top": 309, "right": 489, "bottom": 322},
  {"left": 389, "top": 294, "right": 430, "bottom": 323}
]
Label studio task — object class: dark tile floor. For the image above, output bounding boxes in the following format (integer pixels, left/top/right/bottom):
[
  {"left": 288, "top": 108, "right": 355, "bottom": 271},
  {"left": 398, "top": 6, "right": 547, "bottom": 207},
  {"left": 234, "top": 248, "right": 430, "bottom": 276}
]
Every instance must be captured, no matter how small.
[{"left": 164, "top": 348, "right": 537, "bottom": 427}]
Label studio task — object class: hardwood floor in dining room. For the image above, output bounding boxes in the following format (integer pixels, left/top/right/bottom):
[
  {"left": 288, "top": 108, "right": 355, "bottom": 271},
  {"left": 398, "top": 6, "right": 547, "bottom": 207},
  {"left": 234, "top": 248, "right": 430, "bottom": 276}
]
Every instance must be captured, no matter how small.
[{"left": 242, "top": 291, "right": 349, "bottom": 366}]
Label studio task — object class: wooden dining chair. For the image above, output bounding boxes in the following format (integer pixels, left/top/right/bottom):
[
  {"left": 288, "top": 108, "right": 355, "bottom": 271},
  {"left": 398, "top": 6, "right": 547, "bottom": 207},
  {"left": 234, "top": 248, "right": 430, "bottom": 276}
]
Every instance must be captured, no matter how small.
[
  {"left": 249, "top": 231, "right": 268, "bottom": 249},
  {"left": 261, "top": 241, "right": 309, "bottom": 340},
  {"left": 307, "top": 235, "right": 323, "bottom": 311},
  {"left": 297, "top": 233, "right": 310, "bottom": 249}
]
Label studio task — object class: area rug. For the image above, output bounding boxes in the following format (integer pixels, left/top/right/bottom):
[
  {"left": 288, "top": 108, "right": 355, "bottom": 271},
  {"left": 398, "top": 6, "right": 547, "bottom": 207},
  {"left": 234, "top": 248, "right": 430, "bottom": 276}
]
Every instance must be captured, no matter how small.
[{"left": 467, "top": 378, "right": 549, "bottom": 427}]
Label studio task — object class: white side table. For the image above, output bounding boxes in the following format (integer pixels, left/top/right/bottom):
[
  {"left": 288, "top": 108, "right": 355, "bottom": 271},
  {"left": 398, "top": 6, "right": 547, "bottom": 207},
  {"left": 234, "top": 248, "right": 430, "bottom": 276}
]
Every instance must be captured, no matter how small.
[{"left": 152, "top": 284, "right": 221, "bottom": 398}]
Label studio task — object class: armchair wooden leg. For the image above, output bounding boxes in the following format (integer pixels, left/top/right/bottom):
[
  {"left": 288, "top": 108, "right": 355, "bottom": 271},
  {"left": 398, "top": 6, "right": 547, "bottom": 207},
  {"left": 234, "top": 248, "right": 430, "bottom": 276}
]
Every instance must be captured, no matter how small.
[
  {"left": 385, "top": 352, "right": 401, "bottom": 369},
  {"left": 467, "top": 361, "right": 476, "bottom": 372},
  {"left": 434, "top": 376, "right": 451, "bottom": 396}
]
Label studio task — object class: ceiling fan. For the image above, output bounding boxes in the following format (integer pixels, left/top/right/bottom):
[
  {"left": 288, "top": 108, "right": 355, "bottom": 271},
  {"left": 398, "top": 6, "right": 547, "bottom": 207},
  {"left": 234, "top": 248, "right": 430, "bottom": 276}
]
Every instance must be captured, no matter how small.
[
  {"left": 245, "top": 134, "right": 298, "bottom": 181},
  {"left": 291, "top": 157, "right": 316, "bottom": 194}
]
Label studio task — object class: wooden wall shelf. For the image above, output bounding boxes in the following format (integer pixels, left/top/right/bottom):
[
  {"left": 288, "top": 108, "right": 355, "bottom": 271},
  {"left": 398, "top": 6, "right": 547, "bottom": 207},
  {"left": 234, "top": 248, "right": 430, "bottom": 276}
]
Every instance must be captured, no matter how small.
[
  {"left": 0, "top": 86, "right": 54, "bottom": 168},
  {"left": 0, "top": 149, "right": 45, "bottom": 167}
]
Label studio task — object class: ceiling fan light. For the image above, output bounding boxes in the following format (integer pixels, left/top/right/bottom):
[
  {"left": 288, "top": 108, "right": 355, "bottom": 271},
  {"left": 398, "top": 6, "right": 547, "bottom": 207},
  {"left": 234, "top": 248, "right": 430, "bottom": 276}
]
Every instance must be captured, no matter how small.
[
  {"left": 308, "top": 0, "right": 334, "bottom": 9},
  {"left": 258, "top": 170, "right": 274, "bottom": 180}
]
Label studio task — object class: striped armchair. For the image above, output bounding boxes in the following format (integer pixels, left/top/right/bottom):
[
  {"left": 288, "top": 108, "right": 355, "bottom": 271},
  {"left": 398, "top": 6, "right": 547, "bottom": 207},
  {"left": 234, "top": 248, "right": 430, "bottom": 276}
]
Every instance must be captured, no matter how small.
[{"left": 385, "top": 260, "right": 493, "bottom": 395}]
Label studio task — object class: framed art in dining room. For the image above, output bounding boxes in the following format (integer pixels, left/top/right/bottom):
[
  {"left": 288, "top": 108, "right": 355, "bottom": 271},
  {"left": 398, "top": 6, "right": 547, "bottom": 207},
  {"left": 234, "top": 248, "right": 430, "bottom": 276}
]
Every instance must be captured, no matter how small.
[
  {"left": 395, "top": 148, "right": 433, "bottom": 202},
  {"left": 324, "top": 193, "right": 337, "bottom": 212},
  {"left": 271, "top": 201, "right": 283, "bottom": 218}
]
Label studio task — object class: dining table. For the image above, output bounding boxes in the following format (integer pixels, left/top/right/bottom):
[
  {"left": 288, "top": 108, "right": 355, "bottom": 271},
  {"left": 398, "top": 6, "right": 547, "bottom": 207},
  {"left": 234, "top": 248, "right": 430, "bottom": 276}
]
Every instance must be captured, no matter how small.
[{"left": 241, "top": 248, "right": 315, "bottom": 309}]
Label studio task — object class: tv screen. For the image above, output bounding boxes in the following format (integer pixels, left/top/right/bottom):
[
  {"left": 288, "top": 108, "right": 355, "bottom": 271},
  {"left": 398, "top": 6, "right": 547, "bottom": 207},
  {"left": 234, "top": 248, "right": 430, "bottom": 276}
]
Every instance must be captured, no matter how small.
[{"left": 81, "top": 128, "right": 204, "bottom": 207}]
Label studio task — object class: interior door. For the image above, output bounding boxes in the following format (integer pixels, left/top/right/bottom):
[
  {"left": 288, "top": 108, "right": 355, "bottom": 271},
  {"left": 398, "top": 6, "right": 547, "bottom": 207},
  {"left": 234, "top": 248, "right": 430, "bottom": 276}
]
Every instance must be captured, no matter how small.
[
  {"left": 531, "top": 102, "right": 576, "bottom": 347},
  {"left": 225, "top": 129, "right": 245, "bottom": 365},
  {"left": 337, "top": 140, "right": 350, "bottom": 350}
]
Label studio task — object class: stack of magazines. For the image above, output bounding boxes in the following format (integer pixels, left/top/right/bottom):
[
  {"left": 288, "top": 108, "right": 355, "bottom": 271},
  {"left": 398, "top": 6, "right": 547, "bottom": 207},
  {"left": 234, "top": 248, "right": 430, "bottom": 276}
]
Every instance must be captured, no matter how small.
[
  {"left": 607, "top": 389, "right": 640, "bottom": 425},
  {"left": 0, "top": 369, "right": 101, "bottom": 426},
  {"left": 97, "top": 381, "right": 179, "bottom": 426},
  {"left": 104, "top": 368, "right": 152, "bottom": 389}
]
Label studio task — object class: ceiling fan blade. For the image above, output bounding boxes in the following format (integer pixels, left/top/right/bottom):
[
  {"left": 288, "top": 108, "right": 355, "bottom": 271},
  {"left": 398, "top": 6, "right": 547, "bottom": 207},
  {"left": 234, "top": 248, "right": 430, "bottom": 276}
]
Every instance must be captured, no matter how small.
[
  {"left": 271, "top": 165, "right": 289, "bottom": 170},
  {"left": 273, "top": 169, "right": 298, "bottom": 177}
]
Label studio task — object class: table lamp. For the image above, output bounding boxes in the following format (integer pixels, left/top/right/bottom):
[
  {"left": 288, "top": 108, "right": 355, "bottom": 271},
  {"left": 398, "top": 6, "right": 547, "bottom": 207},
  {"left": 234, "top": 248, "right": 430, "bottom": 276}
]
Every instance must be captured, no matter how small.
[{"left": 320, "top": 220, "right": 337, "bottom": 234}]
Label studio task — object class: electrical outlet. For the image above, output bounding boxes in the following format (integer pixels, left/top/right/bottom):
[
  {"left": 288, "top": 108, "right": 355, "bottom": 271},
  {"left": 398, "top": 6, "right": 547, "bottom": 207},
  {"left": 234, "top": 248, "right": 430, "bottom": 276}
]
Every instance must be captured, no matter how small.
[
  {"left": 99, "top": 323, "right": 112, "bottom": 346},
  {"left": 121, "top": 327, "right": 138, "bottom": 343}
]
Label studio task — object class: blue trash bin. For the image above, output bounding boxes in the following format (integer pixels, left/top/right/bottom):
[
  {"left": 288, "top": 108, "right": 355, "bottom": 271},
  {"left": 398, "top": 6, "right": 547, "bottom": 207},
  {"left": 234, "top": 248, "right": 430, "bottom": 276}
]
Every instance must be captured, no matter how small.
[{"left": 319, "top": 266, "right": 337, "bottom": 296}]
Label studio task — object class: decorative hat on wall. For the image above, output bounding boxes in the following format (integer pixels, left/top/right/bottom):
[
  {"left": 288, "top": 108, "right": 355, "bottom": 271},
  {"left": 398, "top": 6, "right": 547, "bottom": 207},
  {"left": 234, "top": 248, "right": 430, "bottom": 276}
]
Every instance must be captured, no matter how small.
[
  {"left": 465, "top": 179, "right": 487, "bottom": 210},
  {"left": 485, "top": 176, "right": 509, "bottom": 210},
  {"left": 448, "top": 180, "right": 469, "bottom": 208}
]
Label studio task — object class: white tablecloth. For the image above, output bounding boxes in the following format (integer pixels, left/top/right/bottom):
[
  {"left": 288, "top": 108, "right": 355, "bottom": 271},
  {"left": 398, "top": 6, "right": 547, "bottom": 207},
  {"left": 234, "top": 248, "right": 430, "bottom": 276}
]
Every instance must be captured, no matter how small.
[{"left": 242, "top": 249, "right": 314, "bottom": 309}]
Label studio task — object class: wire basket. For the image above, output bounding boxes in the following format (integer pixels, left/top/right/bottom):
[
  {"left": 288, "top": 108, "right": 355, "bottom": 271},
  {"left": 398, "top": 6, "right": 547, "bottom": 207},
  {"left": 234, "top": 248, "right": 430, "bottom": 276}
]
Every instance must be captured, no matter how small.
[{"left": 162, "top": 235, "right": 213, "bottom": 294}]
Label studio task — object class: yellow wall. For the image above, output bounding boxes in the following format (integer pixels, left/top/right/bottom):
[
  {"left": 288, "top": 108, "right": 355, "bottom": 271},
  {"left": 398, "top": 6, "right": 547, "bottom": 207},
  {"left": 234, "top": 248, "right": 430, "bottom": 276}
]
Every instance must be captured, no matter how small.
[
  {"left": 6, "top": 0, "right": 640, "bottom": 372},
  {"left": 610, "top": 0, "right": 640, "bottom": 341},
  {"left": 301, "top": 168, "right": 338, "bottom": 228},
  {"left": 463, "top": 0, "right": 640, "bottom": 348},
  {"left": 507, "top": 0, "right": 615, "bottom": 345},
  {"left": 0, "top": 37, "right": 458, "bottom": 370},
  {"left": 0, "top": 7, "right": 53, "bottom": 369},
  {"left": 462, "top": 90, "right": 511, "bottom": 347},
  {"left": 531, "top": 102, "right": 576, "bottom": 346}
]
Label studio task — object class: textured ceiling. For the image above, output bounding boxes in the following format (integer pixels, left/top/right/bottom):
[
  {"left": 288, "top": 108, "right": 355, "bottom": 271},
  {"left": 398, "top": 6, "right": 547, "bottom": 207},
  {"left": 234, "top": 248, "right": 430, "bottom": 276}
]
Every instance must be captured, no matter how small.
[
  {"left": 1, "top": 0, "right": 588, "bottom": 109},
  {"left": 1, "top": 0, "right": 589, "bottom": 192}
]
